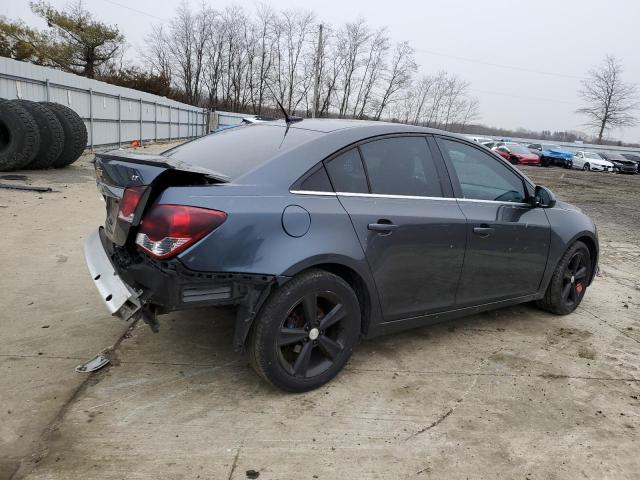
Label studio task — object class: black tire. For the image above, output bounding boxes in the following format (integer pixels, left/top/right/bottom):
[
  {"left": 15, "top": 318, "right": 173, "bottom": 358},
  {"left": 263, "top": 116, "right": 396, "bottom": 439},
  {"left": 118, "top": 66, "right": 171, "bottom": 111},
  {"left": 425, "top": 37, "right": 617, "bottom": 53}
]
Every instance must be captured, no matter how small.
[
  {"left": 13, "top": 100, "right": 64, "bottom": 169},
  {"left": 536, "top": 241, "right": 591, "bottom": 315},
  {"left": 0, "top": 99, "right": 40, "bottom": 171},
  {"left": 583, "top": 163, "right": 590, "bottom": 171},
  {"left": 248, "top": 269, "right": 361, "bottom": 392},
  {"left": 510, "top": 157, "right": 518, "bottom": 165},
  {"left": 541, "top": 156, "right": 551, "bottom": 167},
  {"left": 564, "top": 160, "right": 573, "bottom": 169},
  {"left": 40, "top": 102, "right": 87, "bottom": 167}
]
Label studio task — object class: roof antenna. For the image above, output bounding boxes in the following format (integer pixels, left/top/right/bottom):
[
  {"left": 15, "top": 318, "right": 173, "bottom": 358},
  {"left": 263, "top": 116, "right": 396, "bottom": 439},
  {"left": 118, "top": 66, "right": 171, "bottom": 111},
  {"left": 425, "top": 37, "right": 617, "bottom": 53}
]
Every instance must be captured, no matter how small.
[
  {"left": 266, "top": 84, "right": 303, "bottom": 125},
  {"left": 276, "top": 98, "right": 303, "bottom": 124}
]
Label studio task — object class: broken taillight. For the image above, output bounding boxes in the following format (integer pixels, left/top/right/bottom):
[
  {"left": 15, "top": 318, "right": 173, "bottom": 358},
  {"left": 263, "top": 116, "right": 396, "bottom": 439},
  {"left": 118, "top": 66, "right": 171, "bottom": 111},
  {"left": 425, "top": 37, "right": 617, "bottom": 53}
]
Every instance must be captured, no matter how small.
[
  {"left": 135, "top": 204, "right": 227, "bottom": 260},
  {"left": 117, "top": 186, "right": 147, "bottom": 223}
]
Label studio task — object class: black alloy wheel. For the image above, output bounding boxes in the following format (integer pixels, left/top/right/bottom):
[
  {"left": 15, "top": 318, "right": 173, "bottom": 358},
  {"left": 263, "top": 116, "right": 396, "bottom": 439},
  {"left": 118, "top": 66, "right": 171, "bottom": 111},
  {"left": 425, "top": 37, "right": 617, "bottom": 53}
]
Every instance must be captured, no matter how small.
[
  {"left": 537, "top": 241, "right": 591, "bottom": 315},
  {"left": 560, "top": 250, "right": 589, "bottom": 310},
  {"left": 583, "top": 163, "right": 590, "bottom": 171},
  {"left": 249, "top": 270, "right": 360, "bottom": 392},
  {"left": 278, "top": 291, "right": 349, "bottom": 378}
]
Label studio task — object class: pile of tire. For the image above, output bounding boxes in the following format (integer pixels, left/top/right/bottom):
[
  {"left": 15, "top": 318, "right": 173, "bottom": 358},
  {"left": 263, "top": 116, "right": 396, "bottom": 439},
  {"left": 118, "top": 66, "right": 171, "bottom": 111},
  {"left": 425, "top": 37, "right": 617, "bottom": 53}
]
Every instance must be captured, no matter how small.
[{"left": 0, "top": 98, "right": 88, "bottom": 171}]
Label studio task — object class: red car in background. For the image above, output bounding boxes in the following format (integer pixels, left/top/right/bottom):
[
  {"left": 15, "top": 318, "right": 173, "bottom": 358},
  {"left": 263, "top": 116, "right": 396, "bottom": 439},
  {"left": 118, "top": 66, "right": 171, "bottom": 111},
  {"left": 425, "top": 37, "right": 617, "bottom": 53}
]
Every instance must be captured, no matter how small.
[{"left": 494, "top": 143, "right": 541, "bottom": 166}]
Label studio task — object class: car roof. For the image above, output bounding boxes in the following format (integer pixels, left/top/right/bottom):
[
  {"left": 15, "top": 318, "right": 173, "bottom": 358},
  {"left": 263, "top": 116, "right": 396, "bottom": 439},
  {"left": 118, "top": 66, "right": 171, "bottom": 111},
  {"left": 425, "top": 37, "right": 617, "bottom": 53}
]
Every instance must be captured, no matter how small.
[{"left": 258, "top": 118, "right": 450, "bottom": 135}]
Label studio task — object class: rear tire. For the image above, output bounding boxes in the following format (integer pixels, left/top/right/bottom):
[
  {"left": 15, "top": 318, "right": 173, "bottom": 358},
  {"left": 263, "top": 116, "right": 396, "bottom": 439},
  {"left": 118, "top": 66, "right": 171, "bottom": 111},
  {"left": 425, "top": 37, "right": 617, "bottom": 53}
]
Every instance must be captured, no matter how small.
[
  {"left": 0, "top": 99, "right": 40, "bottom": 171},
  {"left": 248, "top": 269, "right": 361, "bottom": 392},
  {"left": 583, "top": 163, "right": 590, "bottom": 171},
  {"left": 536, "top": 241, "right": 591, "bottom": 315},
  {"left": 13, "top": 100, "right": 64, "bottom": 169},
  {"left": 40, "top": 102, "right": 87, "bottom": 167}
]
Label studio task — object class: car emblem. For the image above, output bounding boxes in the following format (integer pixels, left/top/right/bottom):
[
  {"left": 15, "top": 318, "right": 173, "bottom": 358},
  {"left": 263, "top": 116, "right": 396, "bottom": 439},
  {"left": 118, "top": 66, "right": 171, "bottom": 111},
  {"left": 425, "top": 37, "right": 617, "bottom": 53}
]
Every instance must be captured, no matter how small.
[{"left": 131, "top": 174, "right": 140, "bottom": 182}]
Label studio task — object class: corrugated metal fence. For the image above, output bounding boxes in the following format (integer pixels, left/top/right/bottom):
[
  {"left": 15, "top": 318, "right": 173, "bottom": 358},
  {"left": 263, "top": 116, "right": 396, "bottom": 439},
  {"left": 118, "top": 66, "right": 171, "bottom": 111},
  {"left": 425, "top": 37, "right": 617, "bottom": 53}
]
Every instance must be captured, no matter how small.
[{"left": 0, "top": 57, "right": 208, "bottom": 149}]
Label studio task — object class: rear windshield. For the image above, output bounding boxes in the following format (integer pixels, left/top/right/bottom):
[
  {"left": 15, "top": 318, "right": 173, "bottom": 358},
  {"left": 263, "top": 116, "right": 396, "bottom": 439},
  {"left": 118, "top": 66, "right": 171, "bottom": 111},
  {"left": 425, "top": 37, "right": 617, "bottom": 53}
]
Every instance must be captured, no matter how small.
[{"left": 163, "top": 124, "right": 320, "bottom": 180}]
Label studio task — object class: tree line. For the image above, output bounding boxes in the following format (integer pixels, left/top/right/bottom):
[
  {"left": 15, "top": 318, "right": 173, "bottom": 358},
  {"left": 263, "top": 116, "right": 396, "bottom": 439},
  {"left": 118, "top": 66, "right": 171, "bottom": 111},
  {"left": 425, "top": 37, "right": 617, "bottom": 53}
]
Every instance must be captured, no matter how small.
[{"left": 1, "top": 1, "right": 637, "bottom": 143}]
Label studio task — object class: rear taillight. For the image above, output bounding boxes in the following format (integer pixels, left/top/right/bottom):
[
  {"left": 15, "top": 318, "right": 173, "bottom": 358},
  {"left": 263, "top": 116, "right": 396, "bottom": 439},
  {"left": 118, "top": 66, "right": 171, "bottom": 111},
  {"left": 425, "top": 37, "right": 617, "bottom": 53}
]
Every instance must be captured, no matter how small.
[
  {"left": 118, "top": 186, "right": 147, "bottom": 223},
  {"left": 135, "top": 204, "right": 227, "bottom": 260}
]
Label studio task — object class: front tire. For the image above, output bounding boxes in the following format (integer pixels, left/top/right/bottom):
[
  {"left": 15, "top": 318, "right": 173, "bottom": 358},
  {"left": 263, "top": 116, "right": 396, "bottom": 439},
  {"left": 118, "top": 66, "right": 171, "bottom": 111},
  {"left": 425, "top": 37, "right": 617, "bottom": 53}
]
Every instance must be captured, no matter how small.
[
  {"left": 248, "top": 270, "right": 361, "bottom": 392},
  {"left": 537, "top": 241, "right": 591, "bottom": 315},
  {"left": 583, "top": 163, "right": 590, "bottom": 171}
]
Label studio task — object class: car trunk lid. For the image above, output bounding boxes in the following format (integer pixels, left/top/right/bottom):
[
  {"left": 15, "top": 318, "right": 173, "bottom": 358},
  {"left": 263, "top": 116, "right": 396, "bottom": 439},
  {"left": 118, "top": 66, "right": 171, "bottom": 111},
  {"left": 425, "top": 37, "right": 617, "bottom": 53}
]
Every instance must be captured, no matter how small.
[{"left": 94, "top": 150, "right": 229, "bottom": 246}]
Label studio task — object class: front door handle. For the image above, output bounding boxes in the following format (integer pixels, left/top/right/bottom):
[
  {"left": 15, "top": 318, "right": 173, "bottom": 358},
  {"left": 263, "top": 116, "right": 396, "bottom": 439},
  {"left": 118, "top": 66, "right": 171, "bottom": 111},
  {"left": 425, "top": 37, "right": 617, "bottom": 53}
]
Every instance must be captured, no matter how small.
[
  {"left": 473, "top": 226, "right": 495, "bottom": 237},
  {"left": 368, "top": 221, "right": 398, "bottom": 232}
]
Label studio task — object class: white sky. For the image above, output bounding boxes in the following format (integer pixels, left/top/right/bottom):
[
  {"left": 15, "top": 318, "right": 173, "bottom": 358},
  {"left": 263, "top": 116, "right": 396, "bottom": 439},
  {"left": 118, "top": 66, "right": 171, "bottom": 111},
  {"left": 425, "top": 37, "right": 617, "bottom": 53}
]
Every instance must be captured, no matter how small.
[{"left": 3, "top": 0, "right": 640, "bottom": 142}]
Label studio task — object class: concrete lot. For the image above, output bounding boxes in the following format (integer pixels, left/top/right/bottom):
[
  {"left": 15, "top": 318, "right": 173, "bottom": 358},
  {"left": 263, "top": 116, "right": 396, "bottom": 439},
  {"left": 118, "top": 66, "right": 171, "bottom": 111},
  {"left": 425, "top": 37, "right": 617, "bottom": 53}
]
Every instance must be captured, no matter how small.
[{"left": 1, "top": 153, "right": 639, "bottom": 479}]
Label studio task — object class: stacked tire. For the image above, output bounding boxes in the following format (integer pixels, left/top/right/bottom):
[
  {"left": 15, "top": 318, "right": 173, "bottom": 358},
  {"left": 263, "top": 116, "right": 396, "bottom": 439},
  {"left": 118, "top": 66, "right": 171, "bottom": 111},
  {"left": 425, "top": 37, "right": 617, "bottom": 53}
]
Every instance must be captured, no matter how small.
[{"left": 0, "top": 99, "right": 87, "bottom": 171}]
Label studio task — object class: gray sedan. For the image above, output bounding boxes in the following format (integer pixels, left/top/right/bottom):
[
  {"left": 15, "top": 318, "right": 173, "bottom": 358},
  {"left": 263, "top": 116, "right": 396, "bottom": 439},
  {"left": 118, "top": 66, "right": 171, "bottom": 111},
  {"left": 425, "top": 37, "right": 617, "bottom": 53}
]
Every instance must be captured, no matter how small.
[{"left": 84, "top": 119, "right": 599, "bottom": 392}]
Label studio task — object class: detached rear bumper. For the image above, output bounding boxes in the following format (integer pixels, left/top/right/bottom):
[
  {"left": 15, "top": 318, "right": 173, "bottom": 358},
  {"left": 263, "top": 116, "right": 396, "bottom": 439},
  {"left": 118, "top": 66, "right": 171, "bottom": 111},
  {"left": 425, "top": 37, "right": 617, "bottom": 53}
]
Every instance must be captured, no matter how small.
[{"left": 84, "top": 229, "right": 142, "bottom": 321}]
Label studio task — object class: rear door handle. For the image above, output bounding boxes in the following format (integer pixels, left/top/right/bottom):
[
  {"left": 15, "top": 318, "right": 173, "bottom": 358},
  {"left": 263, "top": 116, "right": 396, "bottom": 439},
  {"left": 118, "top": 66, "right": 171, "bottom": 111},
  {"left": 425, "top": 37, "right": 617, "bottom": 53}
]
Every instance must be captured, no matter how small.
[
  {"left": 368, "top": 222, "right": 398, "bottom": 232},
  {"left": 473, "top": 226, "right": 495, "bottom": 237}
]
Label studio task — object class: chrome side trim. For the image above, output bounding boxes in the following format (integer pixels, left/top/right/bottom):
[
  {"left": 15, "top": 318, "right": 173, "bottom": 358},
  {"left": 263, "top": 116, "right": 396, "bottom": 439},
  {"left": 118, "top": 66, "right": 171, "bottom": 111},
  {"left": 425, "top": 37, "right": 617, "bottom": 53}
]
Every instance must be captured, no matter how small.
[
  {"left": 456, "top": 198, "right": 530, "bottom": 207},
  {"left": 290, "top": 189, "right": 530, "bottom": 207},
  {"left": 336, "top": 192, "right": 456, "bottom": 201},
  {"left": 289, "top": 190, "right": 337, "bottom": 196}
]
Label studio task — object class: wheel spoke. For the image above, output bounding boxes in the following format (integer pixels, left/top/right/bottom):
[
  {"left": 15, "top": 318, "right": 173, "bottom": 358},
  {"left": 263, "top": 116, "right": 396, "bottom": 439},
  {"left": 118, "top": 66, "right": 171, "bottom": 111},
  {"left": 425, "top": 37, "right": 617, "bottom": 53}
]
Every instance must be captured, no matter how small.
[
  {"left": 319, "top": 303, "right": 345, "bottom": 330},
  {"left": 302, "top": 293, "right": 317, "bottom": 325},
  {"left": 569, "top": 284, "right": 577, "bottom": 302},
  {"left": 278, "top": 328, "right": 307, "bottom": 347},
  {"left": 570, "top": 253, "right": 582, "bottom": 273},
  {"left": 561, "top": 282, "right": 572, "bottom": 302},
  {"left": 574, "top": 266, "right": 588, "bottom": 280},
  {"left": 292, "top": 341, "right": 313, "bottom": 377},
  {"left": 318, "top": 335, "right": 343, "bottom": 361}
]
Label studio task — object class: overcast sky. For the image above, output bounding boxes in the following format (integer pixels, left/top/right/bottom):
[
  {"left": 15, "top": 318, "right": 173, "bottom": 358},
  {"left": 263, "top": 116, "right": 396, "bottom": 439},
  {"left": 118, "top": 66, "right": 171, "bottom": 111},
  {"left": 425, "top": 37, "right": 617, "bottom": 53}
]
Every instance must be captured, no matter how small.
[{"left": 3, "top": 0, "right": 640, "bottom": 141}]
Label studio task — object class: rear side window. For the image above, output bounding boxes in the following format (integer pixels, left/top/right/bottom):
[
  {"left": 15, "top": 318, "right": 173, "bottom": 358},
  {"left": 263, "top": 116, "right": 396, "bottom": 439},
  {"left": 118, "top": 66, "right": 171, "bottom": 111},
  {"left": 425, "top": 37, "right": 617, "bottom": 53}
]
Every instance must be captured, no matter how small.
[
  {"left": 325, "top": 149, "right": 368, "bottom": 193},
  {"left": 359, "top": 137, "right": 443, "bottom": 197},
  {"left": 164, "top": 125, "right": 320, "bottom": 180},
  {"left": 299, "top": 166, "right": 332, "bottom": 192},
  {"left": 439, "top": 139, "right": 526, "bottom": 203}
]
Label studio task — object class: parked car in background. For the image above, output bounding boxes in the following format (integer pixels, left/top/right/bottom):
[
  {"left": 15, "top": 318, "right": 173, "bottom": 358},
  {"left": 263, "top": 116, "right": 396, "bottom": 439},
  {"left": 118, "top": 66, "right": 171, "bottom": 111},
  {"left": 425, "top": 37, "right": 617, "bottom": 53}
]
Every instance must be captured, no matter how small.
[
  {"left": 599, "top": 152, "right": 638, "bottom": 174},
  {"left": 494, "top": 143, "right": 541, "bottom": 166},
  {"left": 572, "top": 151, "right": 614, "bottom": 172},
  {"left": 83, "top": 119, "right": 599, "bottom": 392},
  {"left": 527, "top": 144, "right": 574, "bottom": 168},
  {"left": 468, "top": 136, "right": 493, "bottom": 144},
  {"left": 620, "top": 153, "right": 640, "bottom": 172}
]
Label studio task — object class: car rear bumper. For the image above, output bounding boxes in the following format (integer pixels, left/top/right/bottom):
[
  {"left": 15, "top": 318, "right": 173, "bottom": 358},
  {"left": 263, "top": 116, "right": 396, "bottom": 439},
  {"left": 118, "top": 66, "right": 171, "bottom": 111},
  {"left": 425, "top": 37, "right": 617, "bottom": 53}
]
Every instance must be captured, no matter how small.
[
  {"left": 84, "top": 227, "right": 278, "bottom": 318},
  {"left": 84, "top": 229, "right": 143, "bottom": 321}
]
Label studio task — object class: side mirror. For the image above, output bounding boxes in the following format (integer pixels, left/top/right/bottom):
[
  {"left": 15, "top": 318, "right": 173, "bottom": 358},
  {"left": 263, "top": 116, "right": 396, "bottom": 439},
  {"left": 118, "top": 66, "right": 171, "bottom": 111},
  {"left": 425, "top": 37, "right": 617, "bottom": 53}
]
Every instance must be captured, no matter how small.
[{"left": 533, "top": 185, "right": 556, "bottom": 208}]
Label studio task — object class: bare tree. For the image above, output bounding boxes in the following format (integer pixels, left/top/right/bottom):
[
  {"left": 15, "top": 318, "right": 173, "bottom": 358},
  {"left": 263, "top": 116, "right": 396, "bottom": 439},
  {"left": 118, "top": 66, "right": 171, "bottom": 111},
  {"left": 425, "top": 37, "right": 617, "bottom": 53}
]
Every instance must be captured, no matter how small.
[
  {"left": 374, "top": 41, "right": 416, "bottom": 120},
  {"left": 577, "top": 55, "right": 638, "bottom": 143}
]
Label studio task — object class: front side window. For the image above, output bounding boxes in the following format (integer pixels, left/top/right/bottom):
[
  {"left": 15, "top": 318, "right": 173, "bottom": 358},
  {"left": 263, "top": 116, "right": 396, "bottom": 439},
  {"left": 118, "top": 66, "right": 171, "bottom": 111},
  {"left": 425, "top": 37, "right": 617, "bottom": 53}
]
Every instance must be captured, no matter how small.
[
  {"left": 359, "top": 137, "right": 443, "bottom": 197},
  {"left": 439, "top": 139, "right": 526, "bottom": 203},
  {"left": 325, "top": 148, "right": 368, "bottom": 193}
]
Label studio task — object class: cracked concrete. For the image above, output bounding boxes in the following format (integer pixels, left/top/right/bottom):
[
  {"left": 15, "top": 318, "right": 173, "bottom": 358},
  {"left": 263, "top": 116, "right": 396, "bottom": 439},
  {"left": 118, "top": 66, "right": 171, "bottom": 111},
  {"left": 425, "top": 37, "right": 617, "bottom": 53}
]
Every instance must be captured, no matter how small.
[{"left": 2, "top": 161, "right": 639, "bottom": 479}]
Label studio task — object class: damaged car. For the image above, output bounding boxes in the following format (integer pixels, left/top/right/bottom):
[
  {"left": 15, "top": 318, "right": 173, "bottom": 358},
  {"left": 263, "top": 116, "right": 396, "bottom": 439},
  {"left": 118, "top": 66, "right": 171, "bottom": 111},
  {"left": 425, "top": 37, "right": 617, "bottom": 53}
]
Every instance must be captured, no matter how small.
[{"left": 84, "top": 119, "right": 599, "bottom": 392}]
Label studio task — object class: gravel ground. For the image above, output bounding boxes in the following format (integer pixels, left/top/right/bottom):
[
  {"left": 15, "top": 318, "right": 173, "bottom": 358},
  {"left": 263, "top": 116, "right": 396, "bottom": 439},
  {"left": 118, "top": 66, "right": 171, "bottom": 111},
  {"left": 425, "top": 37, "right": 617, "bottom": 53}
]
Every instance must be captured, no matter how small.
[{"left": 1, "top": 156, "right": 639, "bottom": 480}]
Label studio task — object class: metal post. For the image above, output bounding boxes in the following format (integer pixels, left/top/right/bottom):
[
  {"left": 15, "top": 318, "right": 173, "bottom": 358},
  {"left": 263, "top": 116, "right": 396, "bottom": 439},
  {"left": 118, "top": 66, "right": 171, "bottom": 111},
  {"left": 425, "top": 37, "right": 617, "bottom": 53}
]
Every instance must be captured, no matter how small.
[
  {"left": 154, "top": 102, "right": 158, "bottom": 142},
  {"left": 45, "top": 79, "right": 51, "bottom": 102},
  {"left": 117, "top": 95, "right": 122, "bottom": 148},
  {"left": 168, "top": 106, "right": 172, "bottom": 142},
  {"left": 139, "top": 98, "right": 143, "bottom": 143},
  {"left": 89, "top": 89, "right": 94, "bottom": 152},
  {"left": 177, "top": 108, "right": 181, "bottom": 139}
]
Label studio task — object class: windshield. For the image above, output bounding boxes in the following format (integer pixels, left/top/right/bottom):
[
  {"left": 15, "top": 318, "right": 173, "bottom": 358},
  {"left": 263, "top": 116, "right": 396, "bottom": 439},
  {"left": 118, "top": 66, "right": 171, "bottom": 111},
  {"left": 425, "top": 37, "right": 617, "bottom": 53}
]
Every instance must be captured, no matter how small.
[
  {"left": 164, "top": 124, "right": 321, "bottom": 180},
  {"left": 508, "top": 145, "right": 531, "bottom": 154},
  {"left": 584, "top": 152, "right": 602, "bottom": 160},
  {"left": 606, "top": 153, "right": 626, "bottom": 161}
]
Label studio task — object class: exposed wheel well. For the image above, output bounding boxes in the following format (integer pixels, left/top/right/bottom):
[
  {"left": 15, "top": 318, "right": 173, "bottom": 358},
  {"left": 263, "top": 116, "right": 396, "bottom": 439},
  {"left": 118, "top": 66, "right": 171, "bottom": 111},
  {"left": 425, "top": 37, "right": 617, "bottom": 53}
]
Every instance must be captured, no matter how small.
[{"left": 300, "top": 263, "right": 372, "bottom": 337}]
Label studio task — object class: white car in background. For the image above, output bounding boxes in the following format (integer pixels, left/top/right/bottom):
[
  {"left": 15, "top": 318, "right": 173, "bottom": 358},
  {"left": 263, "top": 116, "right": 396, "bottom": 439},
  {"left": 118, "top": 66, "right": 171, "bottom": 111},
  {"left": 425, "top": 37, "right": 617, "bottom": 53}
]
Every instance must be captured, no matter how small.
[{"left": 572, "top": 151, "right": 614, "bottom": 172}]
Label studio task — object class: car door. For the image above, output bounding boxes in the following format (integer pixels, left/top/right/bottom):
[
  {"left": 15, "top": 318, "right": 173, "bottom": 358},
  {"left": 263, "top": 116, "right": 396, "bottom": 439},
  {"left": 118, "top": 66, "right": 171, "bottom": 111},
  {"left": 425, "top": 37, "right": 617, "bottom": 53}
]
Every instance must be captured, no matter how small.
[
  {"left": 435, "top": 137, "right": 551, "bottom": 307},
  {"left": 325, "top": 135, "right": 467, "bottom": 322},
  {"left": 573, "top": 152, "right": 584, "bottom": 169}
]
